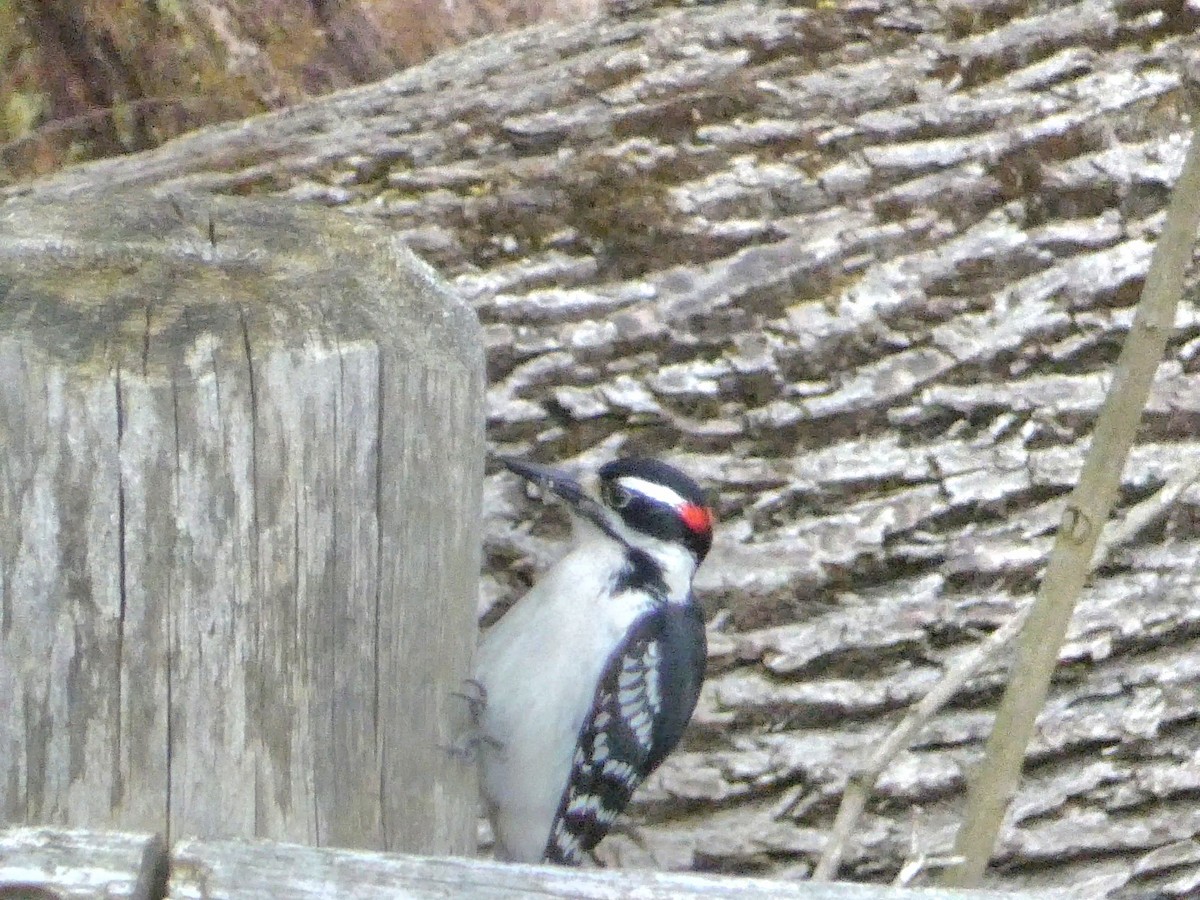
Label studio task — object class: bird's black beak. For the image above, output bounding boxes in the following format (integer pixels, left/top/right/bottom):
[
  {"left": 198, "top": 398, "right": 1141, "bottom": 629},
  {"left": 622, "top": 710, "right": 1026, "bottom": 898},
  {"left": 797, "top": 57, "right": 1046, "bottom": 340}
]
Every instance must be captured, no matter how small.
[
  {"left": 499, "top": 456, "right": 608, "bottom": 528},
  {"left": 500, "top": 456, "right": 589, "bottom": 508}
]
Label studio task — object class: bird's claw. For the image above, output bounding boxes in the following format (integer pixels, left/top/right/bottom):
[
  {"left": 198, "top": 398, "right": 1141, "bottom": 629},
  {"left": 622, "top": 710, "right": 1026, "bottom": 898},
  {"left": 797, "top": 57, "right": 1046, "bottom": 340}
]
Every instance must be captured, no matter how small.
[
  {"left": 442, "top": 731, "right": 504, "bottom": 763},
  {"left": 445, "top": 679, "right": 501, "bottom": 761},
  {"left": 452, "top": 678, "right": 488, "bottom": 721}
]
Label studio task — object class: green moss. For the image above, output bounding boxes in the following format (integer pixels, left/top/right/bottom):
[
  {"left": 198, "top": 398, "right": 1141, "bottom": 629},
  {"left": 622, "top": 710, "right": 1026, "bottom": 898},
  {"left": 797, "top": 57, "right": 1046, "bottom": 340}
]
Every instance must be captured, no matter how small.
[{"left": 4, "top": 91, "right": 44, "bottom": 137}]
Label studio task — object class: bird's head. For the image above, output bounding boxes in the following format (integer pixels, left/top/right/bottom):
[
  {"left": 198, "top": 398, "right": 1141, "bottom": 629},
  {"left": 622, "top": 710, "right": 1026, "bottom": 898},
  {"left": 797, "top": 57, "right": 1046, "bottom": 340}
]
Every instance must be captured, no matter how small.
[{"left": 500, "top": 455, "right": 715, "bottom": 572}]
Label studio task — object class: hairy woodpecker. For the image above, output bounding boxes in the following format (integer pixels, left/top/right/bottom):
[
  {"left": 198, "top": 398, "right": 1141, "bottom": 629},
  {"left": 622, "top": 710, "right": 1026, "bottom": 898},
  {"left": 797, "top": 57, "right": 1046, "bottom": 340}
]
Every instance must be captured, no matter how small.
[{"left": 472, "top": 455, "right": 714, "bottom": 865}]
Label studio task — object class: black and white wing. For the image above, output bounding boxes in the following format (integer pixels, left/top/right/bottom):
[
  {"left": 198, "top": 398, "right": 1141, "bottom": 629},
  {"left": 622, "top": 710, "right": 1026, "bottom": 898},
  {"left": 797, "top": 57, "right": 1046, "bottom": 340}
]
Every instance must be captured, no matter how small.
[{"left": 542, "top": 600, "right": 707, "bottom": 864}]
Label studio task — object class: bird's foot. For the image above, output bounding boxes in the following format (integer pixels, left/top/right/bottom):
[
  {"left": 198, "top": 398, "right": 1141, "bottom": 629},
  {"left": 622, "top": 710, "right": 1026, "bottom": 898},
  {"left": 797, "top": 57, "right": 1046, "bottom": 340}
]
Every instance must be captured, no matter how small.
[
  {"left": 445, "top": 681, "right": 499, "bottom": 762},
  {"left": 452, "top": 678, "right": 488, "bottom": 721},
  {"left": 442, "top": 729, "right": 503, "bottom": 763}
]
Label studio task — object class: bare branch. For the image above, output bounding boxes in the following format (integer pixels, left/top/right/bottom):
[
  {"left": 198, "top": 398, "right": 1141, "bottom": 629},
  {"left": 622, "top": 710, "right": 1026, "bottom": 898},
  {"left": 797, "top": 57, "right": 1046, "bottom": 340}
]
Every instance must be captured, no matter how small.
[
  {"left": 813, "top": 462, "right": 1200, "bottom": 882},
  {"left": 812, "top": 598, "right": 1030, "bottom": 882},
  {"left": 940, "top": 123, "right": 1200, "bottom": 887}
]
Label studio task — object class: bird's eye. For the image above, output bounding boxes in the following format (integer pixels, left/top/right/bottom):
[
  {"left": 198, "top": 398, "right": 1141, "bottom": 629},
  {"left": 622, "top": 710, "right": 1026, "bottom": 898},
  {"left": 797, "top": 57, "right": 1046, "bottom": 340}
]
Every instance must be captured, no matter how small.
[{"left": 608, "top": 484, "right": 633, "bottom": 509}]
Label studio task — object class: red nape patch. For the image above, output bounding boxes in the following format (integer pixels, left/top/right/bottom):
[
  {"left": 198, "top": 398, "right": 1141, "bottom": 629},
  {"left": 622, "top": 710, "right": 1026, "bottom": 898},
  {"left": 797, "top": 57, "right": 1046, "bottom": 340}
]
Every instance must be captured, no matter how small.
[{"left": 681, "top": 503, "right": 713, "bottom": 534}]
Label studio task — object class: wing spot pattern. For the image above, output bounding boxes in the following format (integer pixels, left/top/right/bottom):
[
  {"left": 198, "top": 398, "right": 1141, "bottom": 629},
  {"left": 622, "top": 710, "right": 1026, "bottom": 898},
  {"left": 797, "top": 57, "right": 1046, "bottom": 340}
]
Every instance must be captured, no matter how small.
[
  {"left": 544, "top": 606, "right": 703, "bottom": 865},
  {"left": 618, "top": 640, "right": 660, "bottom": 750}
]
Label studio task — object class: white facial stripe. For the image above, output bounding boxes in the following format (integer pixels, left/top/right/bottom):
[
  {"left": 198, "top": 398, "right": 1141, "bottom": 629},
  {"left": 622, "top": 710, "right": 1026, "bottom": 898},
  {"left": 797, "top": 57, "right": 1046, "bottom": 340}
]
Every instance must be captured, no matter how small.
[{"left": 617, "top": 476, "right": 688, "bottom": 509}]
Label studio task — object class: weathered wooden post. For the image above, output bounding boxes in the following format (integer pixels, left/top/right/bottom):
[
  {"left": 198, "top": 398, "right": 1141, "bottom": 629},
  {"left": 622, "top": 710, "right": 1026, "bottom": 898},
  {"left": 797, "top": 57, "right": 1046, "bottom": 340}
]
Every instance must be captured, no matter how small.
[{"left": 0, "top": 191, "right": 482, "bottom": 856}]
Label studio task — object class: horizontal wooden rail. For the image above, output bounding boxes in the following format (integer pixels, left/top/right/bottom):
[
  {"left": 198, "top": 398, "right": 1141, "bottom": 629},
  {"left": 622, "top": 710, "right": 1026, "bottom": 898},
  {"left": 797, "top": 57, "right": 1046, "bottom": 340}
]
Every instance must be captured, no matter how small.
[{"left": 0, "top": 826, "right": 1038, "bottom": 900}]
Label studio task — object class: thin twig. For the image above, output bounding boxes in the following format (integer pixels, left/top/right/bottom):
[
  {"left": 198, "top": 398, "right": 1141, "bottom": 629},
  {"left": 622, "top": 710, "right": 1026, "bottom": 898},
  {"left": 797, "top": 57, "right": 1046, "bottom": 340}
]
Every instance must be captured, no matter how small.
[
  {"left": 940, "top": 122, "right": 1200, "bottom": 888},
  {"left": 811, "top": 598, "right": 1030, "bottom": 881},
  {"left": 1097, "top": 467, "right": 1200, "bottom": 554},
  {"left": 811, "top": 463, "right": 1200, "bottom": 882}
]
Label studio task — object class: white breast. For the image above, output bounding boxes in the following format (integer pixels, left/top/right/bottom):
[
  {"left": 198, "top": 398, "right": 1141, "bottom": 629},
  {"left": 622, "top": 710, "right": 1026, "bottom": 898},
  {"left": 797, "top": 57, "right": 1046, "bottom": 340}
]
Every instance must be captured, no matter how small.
[{"left": 472, "top": 535, "right": 653, "bottom": 862}]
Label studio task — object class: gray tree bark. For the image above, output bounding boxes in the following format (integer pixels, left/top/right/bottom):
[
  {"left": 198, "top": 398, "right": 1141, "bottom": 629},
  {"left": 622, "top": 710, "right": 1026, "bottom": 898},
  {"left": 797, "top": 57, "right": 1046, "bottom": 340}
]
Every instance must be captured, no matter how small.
[
  {"left": 0, "top": 191, "right": 483, "bottom": 855},
  {"left": 4, "top": 0, "right": 1200, "bottom": 895}
]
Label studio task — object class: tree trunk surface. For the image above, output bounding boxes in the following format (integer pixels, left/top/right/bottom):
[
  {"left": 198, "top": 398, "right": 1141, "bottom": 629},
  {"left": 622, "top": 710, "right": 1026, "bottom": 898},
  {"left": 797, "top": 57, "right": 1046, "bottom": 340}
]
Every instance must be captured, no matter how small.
[
  {"left": 4, "top": 0, "right": 1200, "bottom": 895},
  {"left": 0, "top": 192, "right": 483, "bottom": 856}
]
